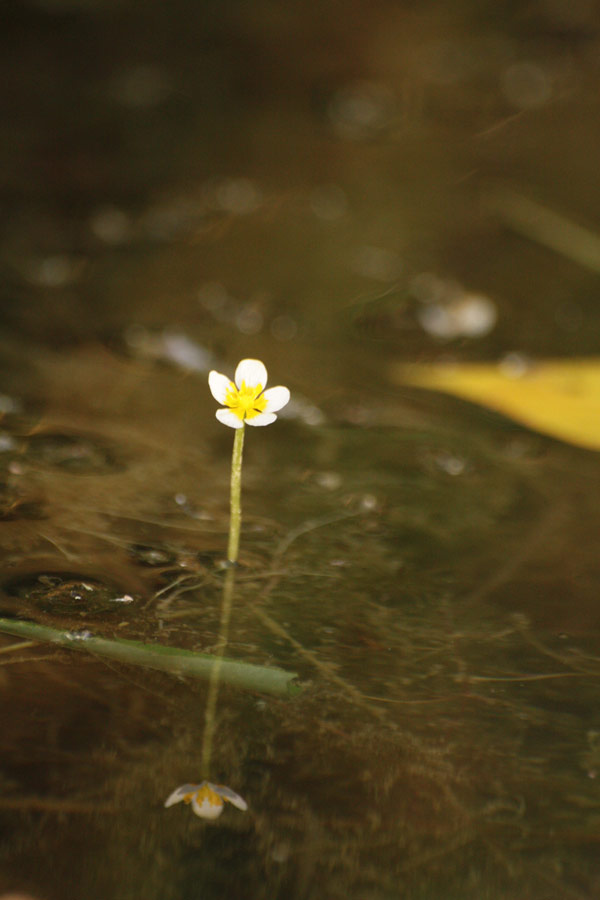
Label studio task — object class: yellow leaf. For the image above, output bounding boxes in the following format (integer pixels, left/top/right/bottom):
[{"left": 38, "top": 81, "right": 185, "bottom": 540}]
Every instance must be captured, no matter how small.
[{"left": 392, "top": 358, "right": 600, "bottom": 451}]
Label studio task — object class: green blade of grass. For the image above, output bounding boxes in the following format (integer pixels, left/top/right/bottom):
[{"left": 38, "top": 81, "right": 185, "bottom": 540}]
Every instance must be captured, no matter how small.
[{"left": 0, "top": 618, "right": 302, "bottom": 698}]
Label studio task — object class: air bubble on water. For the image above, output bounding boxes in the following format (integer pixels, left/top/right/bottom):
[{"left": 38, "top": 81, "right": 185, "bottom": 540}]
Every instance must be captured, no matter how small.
[
  {"left": 90, "top": 206, "right": 132, "bottom": 245},
  {"left": 501, "top": 62, "right": 552, "bottom": 110},
  {"left": 328, "top": 81, "right": 395, "bottom": 140},
  {"left": 498, "top": 352, "right": 531, "bottom": 378},
  {"left": 0, "top": 395, "right": 21, "bottom": 415},
  {"left": 235, "top": 306, "right": 264, "bottom": 335},
  {"left": 360, "top": 494, "right": 379, "bottom": 512},
  {"left": 309, "top": 184, "right": 349, "bottom": 220},
  {"left": 203, "top": 177, "right": 262, "bottom": 215},
  {"left": 417, "top": 291, "right": 497, "bottom": 339},
  {"left": 352, "top": 245, "right": 403, "bottom": 282},
  {"left": 111, "top": 65, "right": 172, "bottom": 108},
  {"left": 434, "top": 453, "right": 467, "bottom": 476},
  {"left": 414, "top": 39, "right": 468, "bottom": 86},
  {"left": 270, "top": 842, "right": 291, "bottom": 864},
  {"left": 24, "top": 255, "right": 83, "bottom": 288},
  {"left": 270, "top": 315, "right": 298, "bottom": 341},
  {"left": 139, "top": 194, "right": 205, "bottom": 241},
  {"left": 65, "top": 630, "right": 93, "bottom": 642},
  {"left": 410, "top": 272, "right": 447, "bottom": 305},
  {"left": 314, "top": 471, "right": 342, "bottom": 491},
  {"left": 198, "top": 282, "right": 231, "bottom": 314},
  {"left": 174, "top": 494, "right": 212, "bottom": 521}
]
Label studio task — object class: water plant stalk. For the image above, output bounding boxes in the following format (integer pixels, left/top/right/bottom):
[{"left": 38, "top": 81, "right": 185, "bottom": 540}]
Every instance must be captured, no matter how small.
[
  {"left": 201, "top": 425, "right": 245, "bottom": 778},
  {"left": 227, "top": 425, "right": 245, "bottom": 564},
  {"left": 0, "top": 617, "right": 300, "bottom": 696}
]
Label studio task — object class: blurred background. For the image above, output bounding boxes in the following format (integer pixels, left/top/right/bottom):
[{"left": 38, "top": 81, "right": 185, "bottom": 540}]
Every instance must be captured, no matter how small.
[{"left": 1, "top": 1, "right": 600, "bottom": 898}]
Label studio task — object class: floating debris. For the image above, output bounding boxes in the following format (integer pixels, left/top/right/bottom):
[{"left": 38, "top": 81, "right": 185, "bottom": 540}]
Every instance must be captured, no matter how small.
[
  {"left": 393, "top": 356, "right": 600, "bottom": 451},
  {"left": 4, "top": 572, "right": 136, "bottom": 617}
]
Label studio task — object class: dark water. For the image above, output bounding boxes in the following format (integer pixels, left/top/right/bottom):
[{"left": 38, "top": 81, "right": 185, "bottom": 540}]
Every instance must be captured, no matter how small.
[{"left": 2, "top": 2, "right": 600, "bottom": 898}]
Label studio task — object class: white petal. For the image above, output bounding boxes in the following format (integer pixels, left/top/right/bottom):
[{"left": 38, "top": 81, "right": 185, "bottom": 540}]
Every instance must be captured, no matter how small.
[
  {"left": 216, "top": 409, "right": 245, "bottom": 429},
  {"left": 262, "top": 386, "right": 290, "bottom": 414},
  {"left": 213, "top": 784, "right": 248, "bottom": 811},
  {"left": 164, "top": 784, "right": 199, "bottom": 807},
  {"left": 235, "top": 358, "right": 267, "bottom": 390},
  {"left": 208, "top": 371, "right": 233, "bottom": 404},
  {"left": 191, "top": 795, "right": 224, "bottom": 819},
  {"left": 245, "top": 412, "right": 277, "bottom": 427}
]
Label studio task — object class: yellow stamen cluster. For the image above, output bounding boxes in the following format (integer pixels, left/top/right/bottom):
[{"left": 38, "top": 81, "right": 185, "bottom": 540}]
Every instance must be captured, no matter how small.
[
  {"left": 184, "top": 785, "right": 222, "bottom": 807},
  {"left": 224, "top": 380, "right": 267, "bottom": 422}
]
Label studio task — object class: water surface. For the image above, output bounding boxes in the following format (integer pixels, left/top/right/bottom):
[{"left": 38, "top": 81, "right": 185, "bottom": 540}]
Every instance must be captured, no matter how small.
[{"left": 1, "top": 2, "right": 600, "bottom": 898}]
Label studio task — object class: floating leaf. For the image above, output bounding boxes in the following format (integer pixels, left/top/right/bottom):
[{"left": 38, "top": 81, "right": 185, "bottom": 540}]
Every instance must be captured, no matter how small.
[{"left": 392, "top": 358, "right": 600, "bottom": 451}]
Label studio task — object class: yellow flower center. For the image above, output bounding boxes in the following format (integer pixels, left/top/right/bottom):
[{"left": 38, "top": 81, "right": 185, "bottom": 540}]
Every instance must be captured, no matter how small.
[
  {"left": 184, "top": 785, "right": 222, "bottom": 807},
  {"left": 224, "top": 380, "right": 267, "bottom": 421}
]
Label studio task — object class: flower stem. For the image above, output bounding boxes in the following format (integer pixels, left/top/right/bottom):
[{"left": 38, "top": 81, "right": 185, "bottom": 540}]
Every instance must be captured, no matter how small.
[
  {"left": 200, "top": 567, "right": 235, "bottom": 778},
  {"left": 227, "top": 425, "right": 245, "bottom": 564},
  {"left": 201, "top": 424, "right": 245, "bottom": 779}
]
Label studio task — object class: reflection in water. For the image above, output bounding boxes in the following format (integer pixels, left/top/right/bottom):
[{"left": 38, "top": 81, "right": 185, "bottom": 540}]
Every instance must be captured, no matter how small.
[
  {"left": 1, "top": 0, "right": 600, "bottom": 898},
  {"left": 164, "top": 781, "right": 248, "bottom": 819}
]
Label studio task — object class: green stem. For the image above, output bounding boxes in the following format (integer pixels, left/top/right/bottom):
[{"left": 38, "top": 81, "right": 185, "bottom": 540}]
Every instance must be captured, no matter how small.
[
  {"left": 227, "top": 425, "right": 245, "bottom": 564},
  {"left": 0, "top": 618, "right": 301, "bottom": 696},
  {"left": 201, "top": 423, "right": 245, "bottom": 778},
  {"left": 200, "top": 564, "right": 236, "bottom": 777}
]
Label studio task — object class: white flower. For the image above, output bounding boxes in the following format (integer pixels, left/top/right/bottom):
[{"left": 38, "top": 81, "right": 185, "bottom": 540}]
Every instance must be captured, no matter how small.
[
  {"left": 208, "top": 358, "right": 290, "bottom": 429},
  {"left": 164, "top": 781, "right": 248, "bottom": 820}
]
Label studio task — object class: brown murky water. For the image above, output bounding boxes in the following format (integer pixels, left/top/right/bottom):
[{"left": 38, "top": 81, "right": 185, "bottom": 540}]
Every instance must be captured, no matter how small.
[{"left": 2, "top": 2, "right": 600, "bottom": 898}]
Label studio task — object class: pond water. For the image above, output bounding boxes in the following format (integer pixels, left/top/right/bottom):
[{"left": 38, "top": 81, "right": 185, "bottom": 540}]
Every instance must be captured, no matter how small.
[{"left": 2, "top": 2, "right": 600, "bottom": 898}]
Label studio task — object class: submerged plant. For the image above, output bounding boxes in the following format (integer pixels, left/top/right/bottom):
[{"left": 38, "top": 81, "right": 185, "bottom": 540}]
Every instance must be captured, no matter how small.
[{"left": 165, "top": 358, "right": 290, "bottom": 819}]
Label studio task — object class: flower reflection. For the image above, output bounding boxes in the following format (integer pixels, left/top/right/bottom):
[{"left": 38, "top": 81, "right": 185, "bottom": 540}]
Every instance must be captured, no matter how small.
[{"left": 164, "top": 781, "right": 248, "bottom": 820}]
